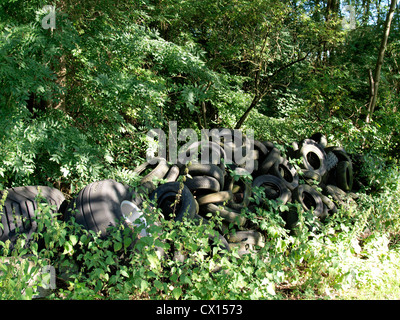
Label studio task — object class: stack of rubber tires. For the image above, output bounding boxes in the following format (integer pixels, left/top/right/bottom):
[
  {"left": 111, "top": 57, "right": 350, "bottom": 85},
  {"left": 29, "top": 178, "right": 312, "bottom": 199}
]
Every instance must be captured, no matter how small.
[
  {"left": 135, "top": 130, "right": 359, "bottom": 256},
  {"left": 0, "top": 130, "right": 358, "bottom": 259}
]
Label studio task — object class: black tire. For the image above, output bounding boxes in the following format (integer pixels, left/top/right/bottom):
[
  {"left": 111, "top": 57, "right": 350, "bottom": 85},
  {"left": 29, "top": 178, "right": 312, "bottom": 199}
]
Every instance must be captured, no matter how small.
[
  {"left": 252, "top": 174, "right": 291, "bottom": 204},
  {"left": 236, "top": 148, "right": 259, "bottom": 169},
  {"left": 253, "top": 140, "right": 269, "bottom": 162},
  {"left": 208, "top": 128, "right": 240, "bottom": 150},
  {"left": 336, "top": 161, "right": 353, "bottom": 192},
  {"left": 226, "top": 174, "right": 252, "bottom": 210},
  {"left": 226, "top": 230, "right": 265, "bottom": 248},
  {"left": 150, "top": 182, "right": 196, "bottom": 221},
  {"left": 65, "top": 179, "right": 135, "bottom": 238},
  {"left": 184, "top": 175, "right": 221, "bottom": 193},
  {"left": 0, "top": 186, "right": 66, "bottom": 249},
  {"left": 187, "top": 163, "right": 225, "bottom": 190},
  {"left": 301, "top": 169, "right": 322, "bottom": 184},
  {"left": 309, "top": 132, "right": 328, "bottom": 148},
  {"left": 318, "top": 192, "right": 338, "bottom": 215},
  {"left": 165, "top": 165, "right": 180, "bottom": 182},
  {"left": 325, "top": 151, "right": 339, "bottom": 172},
  {"left": 180, "top": 141, "right": 226, "bottom": 171},
  {"left": 298, "top": 139, "right": 327, "bottom": 176},
  {"left": 134, "top": 157, "right": 170, "bottom": 191},
  {"left": 286, "top": 142, "right": 299, "bottom": 159},
  {"left": 270, "top": 158, "right": 299, "bottom": 190},
  {"left": 322, "top": 184, "right": 348, "bottom": 206},
  {"left": 252, "top": 160, "right": 259, "bottom": 173},
  {"left": 197, "top": 191, "right": 233, "bottom": 206},
  {"left": 259, "top": 147, "right": 281, "bottom": 174},
  {"left": 324, "top": 146, "right": 352, "bottom": 163},
  {"left": 292, "top": 184, "right": 324, "bottom": 218},
  {"left": 262, "top": 141, "right": 275, "bottom": 150},
  {"left": 200, "top": 203, "right": 247, "bottom": 227}
]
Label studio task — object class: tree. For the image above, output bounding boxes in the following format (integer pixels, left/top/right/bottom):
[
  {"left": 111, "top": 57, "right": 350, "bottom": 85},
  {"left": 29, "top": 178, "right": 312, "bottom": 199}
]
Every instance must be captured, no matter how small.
[{"left": 366, "top": 0, "right": 398, "bottom": 123}]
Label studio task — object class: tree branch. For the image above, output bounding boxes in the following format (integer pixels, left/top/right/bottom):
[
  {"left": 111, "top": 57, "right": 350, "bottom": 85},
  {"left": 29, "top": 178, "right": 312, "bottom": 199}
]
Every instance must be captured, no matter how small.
[{"left": 268, "top": 51, "right": 311, "bottom": 80}]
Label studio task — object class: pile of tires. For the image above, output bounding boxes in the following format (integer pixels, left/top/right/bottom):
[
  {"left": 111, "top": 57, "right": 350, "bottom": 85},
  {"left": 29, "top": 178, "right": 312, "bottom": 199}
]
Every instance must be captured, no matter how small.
[
  {"left": 0, "top": 131, "right": 359, "bottom": 260},
  {"left": 132, "top": 130, "right": 359, "bottom": 257},
  {"left": 0, "top": 130, "right": 363, "bottom": 300}
]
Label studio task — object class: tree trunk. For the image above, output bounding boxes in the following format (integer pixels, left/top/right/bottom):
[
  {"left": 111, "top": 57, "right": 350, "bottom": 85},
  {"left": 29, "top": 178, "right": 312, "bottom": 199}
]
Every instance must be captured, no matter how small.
[
  {"left": 362, "top": 0, "right": 371, "bottom": 25},
  {"left": 54, "top": 53, "right": 67, "bottom": 111},
  {"left": 234, "top": 51, "right": 311, "bottom": 129},
  {"left": 366, "top": 0, "right": 398, "bottom": 123},
  {"left": 235, "top": 95, "right": 261, "bottom": 129}
]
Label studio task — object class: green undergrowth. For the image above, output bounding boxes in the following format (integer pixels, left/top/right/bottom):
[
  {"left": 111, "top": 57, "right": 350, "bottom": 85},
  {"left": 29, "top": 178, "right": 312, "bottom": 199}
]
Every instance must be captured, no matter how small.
[{"left": 1, "top": 160, "right": 400, "bottom": 300}]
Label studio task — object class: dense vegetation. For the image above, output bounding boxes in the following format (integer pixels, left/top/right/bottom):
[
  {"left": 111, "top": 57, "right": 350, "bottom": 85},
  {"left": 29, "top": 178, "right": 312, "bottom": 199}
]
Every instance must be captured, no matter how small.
[{"left": 1, "top": 0, "right": 400, "bottom": 300}]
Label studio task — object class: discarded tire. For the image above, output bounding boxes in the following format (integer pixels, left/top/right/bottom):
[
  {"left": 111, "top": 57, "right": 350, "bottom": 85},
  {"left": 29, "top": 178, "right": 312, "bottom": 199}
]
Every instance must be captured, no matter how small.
[
  {"left": 150, "top": 182, "right": 197, "bottom": 221},
  {"left": 134, "top": 157, "right": 170, "bottom": 191},
  {"left": 227, "top": 230, "right": 265, "bottom": 248},
  {"left": 0, "top": 127, "right": 364, "bottom": 265},
  {"left": 165, "top": 165, "right": 180, "bottom": 182},
  {"left": 301, "top": 169, "right": 322, "bottom": 184},
  {"left": 298, "top": 139, "right": 327, "bottom": 176},
  {"left": 252, "top": 174, "right": 291, "bottom": 204},
  {"left": 259, "top": 147, "right": 281, "bottom": 175},
  {"left": 322, "top": 184, "right": 348, "bottom": 206},
  {"left": 253, "top": 140, "right": 269, "bottom": 162},
  {"left": 184, "top": 175, "right": 221, "bottom": 193},
  {"left": 226, "top": 172, "right": 252, "bottom": 210},
  {"left": 180, "top": 141, "right": 226, "bottom": 170},
  {"left": 318, "top": 191, "right": 338, "bottom": 216},
  {"left": 187, "top": 163, "right": 225, "bottom": 189},
  {"left": 292, "top": 184, "right": 325, "bottom": 218},
  {"left": 0, "top": 186, "right": 66, "bottom": 248},
  {"left": 270, "top": 158, "right": 299, "bottom": 191},
  {"left": 197, "top": 191, "right": 233, "bottom": 206},
  {"left": 325, "top": 151, "right": 339, "bottom": 172},
  {"left": 325, "top": 146, "right": 352, "bottom": 163},
  {"left": 309, "top": 132, "right": 328, "bottom": 148},
  {"left": 335, "top": 161, "right": 353, "bottom": 192},
  {"left": 65, "top": 179, "right": 135, "bottom": 238},
  {"left": 200, "top": 203, "right": 247, "bottom": 227}
]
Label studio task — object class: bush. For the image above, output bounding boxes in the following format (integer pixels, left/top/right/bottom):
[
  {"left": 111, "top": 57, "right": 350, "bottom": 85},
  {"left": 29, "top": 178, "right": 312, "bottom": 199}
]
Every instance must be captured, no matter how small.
[{"left": 0, "top": 163, "right": 397, "bottom": 300}]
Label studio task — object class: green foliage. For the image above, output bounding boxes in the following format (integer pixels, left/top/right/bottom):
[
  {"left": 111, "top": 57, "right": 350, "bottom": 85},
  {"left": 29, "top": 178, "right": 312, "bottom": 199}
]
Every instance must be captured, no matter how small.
[
  {"left": 1, "top": 0, "right": 400, "bottom": 300},
  {"left": 1, "top": 164, "right": 400, "bottom": 300}
]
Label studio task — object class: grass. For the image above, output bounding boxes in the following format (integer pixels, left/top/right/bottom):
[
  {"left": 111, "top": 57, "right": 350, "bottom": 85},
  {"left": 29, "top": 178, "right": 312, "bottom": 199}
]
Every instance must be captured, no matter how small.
[{"left": 337, "top": 246, "right": 400, "bottom": 300}]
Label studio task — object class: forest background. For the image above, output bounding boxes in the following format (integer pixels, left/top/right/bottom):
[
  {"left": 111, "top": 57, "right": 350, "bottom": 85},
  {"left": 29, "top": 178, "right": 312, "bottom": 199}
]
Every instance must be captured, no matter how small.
[{"left": 1, "top": 0, "right": 400, "bottom": 300}]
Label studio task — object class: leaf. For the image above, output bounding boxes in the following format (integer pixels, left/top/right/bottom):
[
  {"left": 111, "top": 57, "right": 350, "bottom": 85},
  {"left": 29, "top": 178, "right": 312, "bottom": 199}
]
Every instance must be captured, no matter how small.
[
  {"left": 106, "top": 255, "right": 115, "bottom": 265},
  {"left": 170, "top": 273, "right": 179, "bottom": 283},
  {"left": 140, "top": 279, "right": 148, "bottom": 292},
  {"left": 266, "top": 282, "right": 276, "bottom": 296},
  {"left": 279, "top": 204, "right": 289, "bottom": 212},
  {"left": 154, "top": 279, "right": 164, "bottom": 291},
  {"left": 124, "top": 237, "right": 132, "bottom": 248},
  {"left": 62, "top": 241, "right": 73, "bottom": 255},
  {"left": 148, "top": 253, "right": 160, "bottom": 270},
  {"left": 114, "top": 241, "right": 122, "bottom": 252},
  {"left": 172, "top": 287, "right": 182, "bottom": 299},
  {"left": 70, "top": 235, "right": 78, "bottom": 246},
  {"left": 120, "top": 269, "right": 129, "bottom": 278},
  {"left": 24, "top": 287, "right": 34, "bottom": 300}
]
